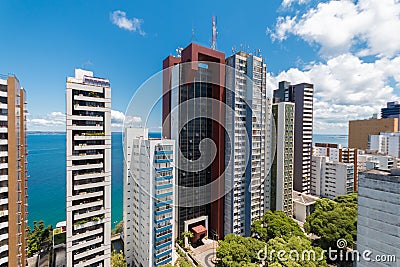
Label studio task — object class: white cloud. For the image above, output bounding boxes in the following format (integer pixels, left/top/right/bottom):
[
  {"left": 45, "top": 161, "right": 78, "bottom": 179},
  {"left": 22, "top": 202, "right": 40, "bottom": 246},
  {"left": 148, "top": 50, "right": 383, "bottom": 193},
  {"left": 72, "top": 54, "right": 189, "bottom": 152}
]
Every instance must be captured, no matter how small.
[
  {"left": 271, "top": 0, "right": 400, "bottom": 57},
  {"left": 110, "top": 10, "right": 145, "bottom": 36},
  {"left": 27, "top": 111, "right": 66, "bottom": 131},
  {"left": 281, "top": 0, "right": 309, "bottom": 8},
  {"left": 268, "top": 53, "right": 400, "bottom": 134}
]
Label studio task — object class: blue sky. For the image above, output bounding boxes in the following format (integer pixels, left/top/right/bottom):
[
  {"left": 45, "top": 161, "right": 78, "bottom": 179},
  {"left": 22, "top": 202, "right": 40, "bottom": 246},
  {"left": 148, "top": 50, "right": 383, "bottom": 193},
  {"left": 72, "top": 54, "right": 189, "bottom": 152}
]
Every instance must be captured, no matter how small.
[{"left": 1, "top": 0, "right": 400, "bottom": 134}]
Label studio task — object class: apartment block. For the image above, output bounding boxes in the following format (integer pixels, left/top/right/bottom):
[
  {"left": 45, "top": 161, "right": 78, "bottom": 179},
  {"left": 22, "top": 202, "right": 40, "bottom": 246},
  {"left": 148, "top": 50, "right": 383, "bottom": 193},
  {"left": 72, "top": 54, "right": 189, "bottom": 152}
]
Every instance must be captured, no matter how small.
[
  {"left": 369, "top": 132, "right": 400, "bottom": 158},
  {"left": 123, "top": 127, "right": 175, "bottom": 267},
  {"left": 162, "top": 43, "right": 226, "bottom": 240},
  {"left": 270, "top": 102, "right": 294, "bottom": 216},
  {"left": 66, "top": 69, "right": 111, "bottom": 266},
  {"left": 224, "top": 51, "right": 271, "bottom": 236},
  {"left": 313, "top": 143, "right": 358, "bottom": 191},
  {"left": 311, "top": 156, "right": 354, "bottom": 199},
  {"left": 0, "top": 75, "right": 28, "bottom": 267},
  {"left": 357, "top": 169, "right": 400, "bottom": 266},
  {"left": 273, "top": 81, "right": 314, "bottom": 194},
  {"left": 348, "top": 118, "right": 398, "bottom": 150},
  {"left": 357, "top": 153, "right": 400, "bottom": 172}
]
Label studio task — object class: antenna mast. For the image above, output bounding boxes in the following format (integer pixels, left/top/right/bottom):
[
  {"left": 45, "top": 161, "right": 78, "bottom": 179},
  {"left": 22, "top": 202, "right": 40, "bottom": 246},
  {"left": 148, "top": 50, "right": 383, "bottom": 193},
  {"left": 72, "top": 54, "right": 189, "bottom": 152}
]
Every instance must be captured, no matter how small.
[{"left": 211, "top": 16, "right": 217, "bottom": 50}]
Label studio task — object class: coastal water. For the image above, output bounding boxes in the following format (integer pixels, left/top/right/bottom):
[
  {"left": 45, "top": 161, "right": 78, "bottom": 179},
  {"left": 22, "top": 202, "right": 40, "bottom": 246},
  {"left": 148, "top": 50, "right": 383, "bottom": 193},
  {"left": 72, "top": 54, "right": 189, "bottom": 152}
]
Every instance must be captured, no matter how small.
[{"left": 27, "top": 132, "right": 347, "bottom": 229}]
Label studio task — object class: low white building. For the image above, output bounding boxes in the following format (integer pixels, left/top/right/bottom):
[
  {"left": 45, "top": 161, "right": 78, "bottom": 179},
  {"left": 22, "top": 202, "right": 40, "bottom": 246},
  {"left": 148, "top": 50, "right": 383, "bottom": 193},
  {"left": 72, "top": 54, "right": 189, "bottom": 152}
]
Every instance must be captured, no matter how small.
[
  {"left": 311, "top": 156, "right": 354, "bottom": 199},
  {"left": 292, "top": 191, "right": 319, "bottom": 223}
]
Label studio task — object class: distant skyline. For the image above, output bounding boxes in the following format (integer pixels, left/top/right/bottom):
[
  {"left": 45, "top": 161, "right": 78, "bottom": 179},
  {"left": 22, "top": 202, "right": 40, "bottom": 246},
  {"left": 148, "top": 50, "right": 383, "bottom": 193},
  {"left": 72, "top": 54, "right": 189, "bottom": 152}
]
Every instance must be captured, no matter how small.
[{"left": 1, "top": 0, "right": 400, "bottom": 134}]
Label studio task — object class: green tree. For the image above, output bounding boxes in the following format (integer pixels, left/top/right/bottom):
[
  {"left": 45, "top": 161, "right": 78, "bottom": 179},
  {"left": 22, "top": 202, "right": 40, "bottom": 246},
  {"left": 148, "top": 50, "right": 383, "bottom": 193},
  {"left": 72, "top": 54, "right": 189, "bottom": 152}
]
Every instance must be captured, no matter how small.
[
  {"left": 304, "top": 196, "right": 357, "bottom": 250},
  {"left": 111, "top": 250, "right": 127, "bottom": 267},
  {"left": 334, "top": 193, "right": 358, "bottom": 205},
  {"left": 27, "top": 220, "right": 53, "bottom": 256},
  {"left": 251, "top": 210, "right": 305, "bottom": 242},
  {"left": 181, "top": 231, "right": 194, "bottom": 239},
  {"left": 112, "top": 221, "right": 123, "bottom": 235},
  {"left": 217, "top": 234, "right": 265, "bottom": 267}
]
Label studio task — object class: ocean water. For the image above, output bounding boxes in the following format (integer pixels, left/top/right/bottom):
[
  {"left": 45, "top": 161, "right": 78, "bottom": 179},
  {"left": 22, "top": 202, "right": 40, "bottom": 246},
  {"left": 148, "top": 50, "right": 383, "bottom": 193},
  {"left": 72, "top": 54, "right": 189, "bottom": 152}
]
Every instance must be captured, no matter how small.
[{"left": 27, "top": 132, "right": 345, "bottom": 229}]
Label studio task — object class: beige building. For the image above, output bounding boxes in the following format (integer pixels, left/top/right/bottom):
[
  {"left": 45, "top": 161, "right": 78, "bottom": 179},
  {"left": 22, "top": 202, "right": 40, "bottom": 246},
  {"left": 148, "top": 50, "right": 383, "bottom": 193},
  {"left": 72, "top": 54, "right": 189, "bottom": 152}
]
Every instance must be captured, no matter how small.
[
  {"left": 0, "top": 75, "right": 28, "bottom": 267},
  {"left": 348, "top": 118, "right": 398, "bottom": 150}
]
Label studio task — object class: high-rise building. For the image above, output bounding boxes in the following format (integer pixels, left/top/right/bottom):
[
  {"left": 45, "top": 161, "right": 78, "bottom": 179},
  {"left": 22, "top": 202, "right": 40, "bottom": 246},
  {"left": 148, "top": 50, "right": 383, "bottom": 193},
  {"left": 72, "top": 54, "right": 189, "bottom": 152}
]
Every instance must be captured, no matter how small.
[
  {"left": 313, "top": 143, "right": 358, "bottom": 191},
  {"left": 381, "top": 101, "right": 400, "bottom": 131},
  {"left": 348, "top": 118, "right": 398, "bottom": 150},
  {"left": 224, "top": 51, "right": 271, "bottom": 236},
  {"left": 270, "top": 102, "right": 294, "bottom": 216},
  {"left": 0, "top": 75, "right": 28, "bottom": 267},
  {"left": 357, "top": 169, "right": 400, "bottom": 266},
  {"left": 273, "top": 81, "right": 314, "bottom": 194},
  {"left": 66, "top": 69, "right": 111, "bottom": 266},
  {"left": 123, "top": 127, "right": 175, "bottom": 267},
  {"left": 311, "top": 156, "right": 354, "bottom": 199},
  {"left": 162, "top": 43, "right": 226, "bottom": 241}
]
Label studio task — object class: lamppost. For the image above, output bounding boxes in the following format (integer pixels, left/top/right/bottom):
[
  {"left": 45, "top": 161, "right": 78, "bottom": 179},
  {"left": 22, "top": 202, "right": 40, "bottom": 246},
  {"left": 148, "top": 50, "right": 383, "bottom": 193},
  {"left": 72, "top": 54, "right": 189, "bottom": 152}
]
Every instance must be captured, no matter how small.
[{"left": 211, "top": 232, "right": 218, "bottom": 264}]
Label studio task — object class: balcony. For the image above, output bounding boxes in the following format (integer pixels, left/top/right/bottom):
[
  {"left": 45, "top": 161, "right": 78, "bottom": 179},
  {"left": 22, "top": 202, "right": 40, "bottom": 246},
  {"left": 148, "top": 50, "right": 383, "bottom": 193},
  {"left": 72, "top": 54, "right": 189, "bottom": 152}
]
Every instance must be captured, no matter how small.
[
  {"left": 0, "top": 221, "right": 8, "bottom": 229},
  {"left": 70, "top": 163, "right": 104, "bottom": 171},
  {"left": 67, "top": 82, "right": 104, "bottom": 93},
  {"left": 74, "top": 208, "right": 105, "bottom": 221},
  {"left": 75, "top": 253, "right": 106, "bottom": 267},
  {"left": 0, "top": 175, "right": 7, "bottom": 182},
  {"left": 71, "top": 191, "right": 103, "bottom": 201},
  {"left": 155, "top": 159, "right": 173, "bottom": 164},
  {"left": 74, "top": 218, "right": 106, "bottom": 231},
  {"left": 0, "top": 115, "right": 6, "bottom": 121},
  {"left": 0, "top": 140, "right": 7, "bottom": 145},
  {"left": 155, "top": 150, "right": 173, "bottom": 155},
  {"left": 0, "top": 256, "right": 8, "bottom": 266},
  {"left": 74, "top": 94, "right": 108, "bottom": 103},
  {"left": 69, "top": 124, "right": 103, "bottom": 131},
  {"left": 71, "top": 200, "right": 103, "bottom": 211},
  {"left": 74, "top": 172, "right": 106, "bottom": 180},
  {"left": 71, "top": 236, "right": 103, "bottom": 251},
  {"left": 69, "top": 115, "right": 103, "bottom": 121},
  {"left": 0, "top": 198, "right": 8, "bottom": 206},
  {"left": 0, "top": 187, "right": 8, "bottom": 194},
  {"left": 0, "top": 127, "right": 7, "bottom": 133},
  {"left": 71, "top": 153, "right": 103, "bottom": 161},
  {"left": 0, "top": 233, "right": 8, "bottom": 242},
  {"left": 74, "top": 181, "right": 108, "bottom": 191},
  {"left": 74, "top": 135, "right": 107, "bottom": 141},
  {"left": 74, "top": 105, "right": 108, "bottom": 112},
  {"left": 74, "top": 245, "right": 106, "bottom": 261},
  {"left": 74, "top": 144, "right": 107, "bottom": 151},
  {"left": 70, "top": 227, "right": 104, "bottom": 242},
  {"left": 0, "top": 244, "right": 8, "bottom": 254}
]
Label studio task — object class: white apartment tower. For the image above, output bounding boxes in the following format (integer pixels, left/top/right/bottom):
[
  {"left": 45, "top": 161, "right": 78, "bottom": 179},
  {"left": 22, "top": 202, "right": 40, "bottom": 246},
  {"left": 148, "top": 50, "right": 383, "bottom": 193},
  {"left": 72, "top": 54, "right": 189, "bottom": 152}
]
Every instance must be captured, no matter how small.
[
  {"left": 66, "top": 69, "right": 111, "bottom": 267},
  {"left": 123, "top": 128, "right": 175, "bottom": 267},
  {"left": 225, "top": 52, "right": 271, "bottom": 236},
  {"left": 271, "top": 102, "right": 294, "bottom": 216}
]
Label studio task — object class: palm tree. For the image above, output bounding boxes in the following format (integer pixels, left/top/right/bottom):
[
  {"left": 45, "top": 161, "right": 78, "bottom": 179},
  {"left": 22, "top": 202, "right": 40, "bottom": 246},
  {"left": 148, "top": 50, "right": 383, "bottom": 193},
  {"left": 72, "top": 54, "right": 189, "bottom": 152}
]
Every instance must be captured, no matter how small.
[{"left": 181, "top": 231, "right": 194, "bottom": 248}]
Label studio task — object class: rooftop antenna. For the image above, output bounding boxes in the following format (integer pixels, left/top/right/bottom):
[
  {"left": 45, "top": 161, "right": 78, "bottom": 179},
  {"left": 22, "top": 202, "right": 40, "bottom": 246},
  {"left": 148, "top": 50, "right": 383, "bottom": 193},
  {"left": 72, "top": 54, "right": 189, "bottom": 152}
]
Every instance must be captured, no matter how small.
[
  {"left": 191, "top": 25, "right": 195, "bottom": 42},
  {"left": 176, "top": 46, "right": 183, "bottom": 57},
  {"left": 211, "top": 16, "right": 217, "bottom": 50}
]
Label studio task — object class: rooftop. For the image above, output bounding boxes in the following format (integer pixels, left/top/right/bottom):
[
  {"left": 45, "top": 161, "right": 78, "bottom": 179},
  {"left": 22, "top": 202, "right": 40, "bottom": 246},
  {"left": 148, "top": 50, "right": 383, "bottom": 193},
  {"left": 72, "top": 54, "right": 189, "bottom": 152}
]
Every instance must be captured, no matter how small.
[{"left": 293, "top": 191, "right": 319, "bottom": 205}]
